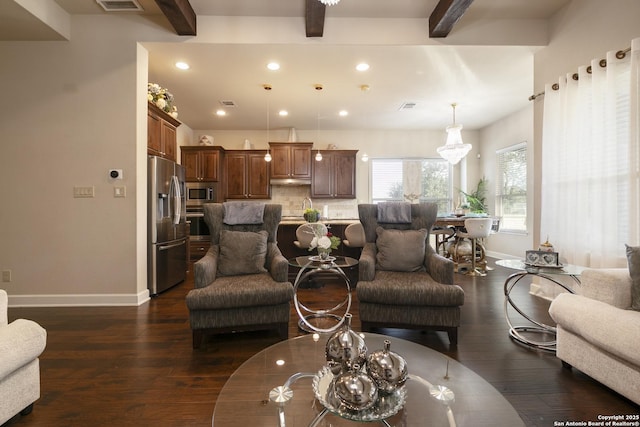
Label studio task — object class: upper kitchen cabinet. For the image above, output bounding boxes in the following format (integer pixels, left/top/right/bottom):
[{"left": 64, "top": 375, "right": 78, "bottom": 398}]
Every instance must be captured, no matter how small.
[
  {"left": 147, "top": 102, "right": 180, "bottom": 162},
  {"left": 269, "top": 142, "right": 312, "bottom": 180},
  {"left": 311, "top": 150, "right": 358, "bottom": 199},
  {"left": 181, "top": 146, "right": 223, "bottom": 182},
  {"left": 224, "top": 150, "right": 271, "bottom": 199}
]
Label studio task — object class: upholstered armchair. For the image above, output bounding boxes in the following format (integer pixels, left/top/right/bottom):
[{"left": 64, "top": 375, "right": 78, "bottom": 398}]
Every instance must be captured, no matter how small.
[
  {"left": 0, "top": 289, "right": 47, "bottom": 424},
  {"left": 356, "top": 203, "right": 465, "bottom": 345},
  {"left": 185, "top": 203, "right": 293, "bottom": 349}
]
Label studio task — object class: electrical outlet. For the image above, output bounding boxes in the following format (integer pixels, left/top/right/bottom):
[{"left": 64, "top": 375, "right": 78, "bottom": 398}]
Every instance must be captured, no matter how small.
[{"left": 2, "top": 270, "right": 11, "bottom": 282}]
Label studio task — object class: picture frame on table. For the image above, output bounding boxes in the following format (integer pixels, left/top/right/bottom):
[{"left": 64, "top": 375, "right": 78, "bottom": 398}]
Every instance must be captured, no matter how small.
[{"left": 525, "top": 250, "right": 559, "bottom": 267}]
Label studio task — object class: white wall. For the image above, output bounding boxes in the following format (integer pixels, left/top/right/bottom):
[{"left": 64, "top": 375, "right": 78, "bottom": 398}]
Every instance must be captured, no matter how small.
[
  {"left": 0, "top": 15, "right": 182, "bottom": 305},
  {"left": 479, "top": 105, "right": 534, "bottom": 259}
]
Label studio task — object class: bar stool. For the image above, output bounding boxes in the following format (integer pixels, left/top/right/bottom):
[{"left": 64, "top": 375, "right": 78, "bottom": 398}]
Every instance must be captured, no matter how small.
[{"left": 456, "top": 218, "right": 493, "bottom": 276}]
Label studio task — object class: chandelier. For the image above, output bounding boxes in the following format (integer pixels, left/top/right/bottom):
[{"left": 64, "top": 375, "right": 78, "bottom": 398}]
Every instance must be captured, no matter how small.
[
  {"left": 437, "top": 103, "right": 472, "bottom": 165},
  {"left": 319, "top": 0, "right": 340, "bottom": 5}
]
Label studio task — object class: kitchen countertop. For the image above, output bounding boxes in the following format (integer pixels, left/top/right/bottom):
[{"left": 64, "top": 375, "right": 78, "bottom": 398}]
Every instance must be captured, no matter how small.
[{"left": 279, "top": 217, "right": 360, "bottom": 225}]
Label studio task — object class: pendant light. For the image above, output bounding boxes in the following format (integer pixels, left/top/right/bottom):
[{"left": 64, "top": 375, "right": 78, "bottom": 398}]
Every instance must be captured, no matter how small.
[
  {"left": 437, "top": 103, "right": 472, "bottom": 165},
  {"left": 264, "top": 84, "right": 272, "bottom": 162}
]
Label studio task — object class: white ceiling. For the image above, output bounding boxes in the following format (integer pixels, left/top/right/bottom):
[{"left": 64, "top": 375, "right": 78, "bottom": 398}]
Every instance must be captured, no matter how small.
[{"left": 2, "top": 0, "right": 571, "bottom": 131}]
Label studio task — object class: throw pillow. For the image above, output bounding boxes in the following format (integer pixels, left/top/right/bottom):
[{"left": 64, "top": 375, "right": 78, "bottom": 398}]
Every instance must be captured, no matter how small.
[
  {"left": 625, "top": 244, "right": 640, "bottom": 311},
  {"left": 375, "top": 227, "right": 427, "bottom": 272},
  {"left": 218, "top": 230, "right": 268, "bottom": 276}
]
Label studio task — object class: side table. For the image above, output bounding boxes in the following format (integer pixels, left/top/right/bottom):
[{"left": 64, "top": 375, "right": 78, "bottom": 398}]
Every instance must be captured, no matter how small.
[
  {"left": 288, "top": 256, "right": 358, "bottom": 333},
  {"left": 496, "top": 259, "right": 586, "bottom": 352}
]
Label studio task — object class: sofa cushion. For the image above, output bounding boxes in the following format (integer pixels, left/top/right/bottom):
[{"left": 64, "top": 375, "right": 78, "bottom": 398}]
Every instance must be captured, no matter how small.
[
  {"left": 625, "top": 244, "right": 640, "bottom": 311},
  {"left": 549, "top": 293, "right": 640, "bottom": 367},
  {"left": 357, "top": 271, "right": 464, "bottom": 306},
  {"left": 185, "top": 274, "right": 293, "bottom": 310},
  {"left": 375, "top": 227, "right": 427, "bottom": 272},
  {"left": 218, "top": 230, "right": 268, "bottom": 276}
]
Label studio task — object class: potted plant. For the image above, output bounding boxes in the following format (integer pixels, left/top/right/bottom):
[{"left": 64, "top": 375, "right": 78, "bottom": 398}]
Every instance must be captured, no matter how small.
[
  {"left": 459, "top": 177, "right": 488, "bottom": 214},
  {"left": 303, "top": 208, "right": 321, "bottom": 223}
]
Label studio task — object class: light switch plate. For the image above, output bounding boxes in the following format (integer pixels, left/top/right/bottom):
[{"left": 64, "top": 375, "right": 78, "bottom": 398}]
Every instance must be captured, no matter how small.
[
  {"left": 114, "top": 186, "right": 126, "bottom": 198},
  {"left": 73, "top": 186, "right": 95, "bottom": 198}
]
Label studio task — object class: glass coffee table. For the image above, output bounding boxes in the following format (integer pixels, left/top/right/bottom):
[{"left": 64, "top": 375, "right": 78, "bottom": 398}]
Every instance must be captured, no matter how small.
[
  {"left": 496, "top": 259, "right": 586, "bottom": 352},
  {"left": 212, "top": 333, "right": 525, "bottom": 426},
  {"left": 288, "top": 256, "right": 359, "bottom": 333}
]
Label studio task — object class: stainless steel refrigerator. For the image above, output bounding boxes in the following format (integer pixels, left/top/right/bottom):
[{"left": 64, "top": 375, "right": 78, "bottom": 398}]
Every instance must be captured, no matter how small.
[{"left": 148, "top": 155, "right": 187, "bottom": 295}]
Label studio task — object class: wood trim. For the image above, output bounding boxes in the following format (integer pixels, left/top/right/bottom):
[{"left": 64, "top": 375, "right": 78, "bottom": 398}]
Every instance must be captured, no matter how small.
[
  {"left": 154, "top": 0, "right": 197, "bottom": 36},
  {"left": 429, "top": 0, "right": 474, "bottom": 38},
  {"left": 305, "top": 0, "right": 326, "bottom": 37}
]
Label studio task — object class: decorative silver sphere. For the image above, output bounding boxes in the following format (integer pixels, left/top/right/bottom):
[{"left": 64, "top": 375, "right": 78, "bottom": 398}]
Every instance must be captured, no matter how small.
[
  {"left": 332, "top": 364, "right": 379, "bottom": 411},
  {"left": 366, "top": 340, "right": 408, "bottom": 394},
  {"left": 325, "top": 314, "right": 367, "bottom": 371}
]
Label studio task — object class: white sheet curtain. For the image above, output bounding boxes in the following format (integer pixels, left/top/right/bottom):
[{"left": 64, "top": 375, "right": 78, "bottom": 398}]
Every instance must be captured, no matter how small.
[{"left": 541, "top": 38, "right": 640, "bottom": 268}]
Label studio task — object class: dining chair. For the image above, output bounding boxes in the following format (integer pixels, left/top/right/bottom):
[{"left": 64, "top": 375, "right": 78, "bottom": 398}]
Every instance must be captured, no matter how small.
[{"left": 456, "top": 217, "right": 493, "bottom": 276}]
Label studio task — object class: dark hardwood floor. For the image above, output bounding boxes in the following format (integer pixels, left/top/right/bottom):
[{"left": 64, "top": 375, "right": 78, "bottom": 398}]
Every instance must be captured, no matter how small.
[{"left": 4, "top": 258, "right": 638, "bottom": 426}]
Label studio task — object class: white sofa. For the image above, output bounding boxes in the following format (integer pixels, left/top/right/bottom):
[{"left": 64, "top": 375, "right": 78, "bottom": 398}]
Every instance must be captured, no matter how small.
[
  {"left": 549, "top": 268, "right": 640, "bottom": 404},
  {"left": 0, "top": 289, "right": 47, "bottom": 424}
]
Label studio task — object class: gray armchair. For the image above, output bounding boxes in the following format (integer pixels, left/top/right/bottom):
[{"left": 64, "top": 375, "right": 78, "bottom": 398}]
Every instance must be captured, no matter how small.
[
  {"left": 185, "top": 203, "right": 293, "bottom": 349},
  {"left": 356, "top": 203, "right": 465, "bottom": 345}
]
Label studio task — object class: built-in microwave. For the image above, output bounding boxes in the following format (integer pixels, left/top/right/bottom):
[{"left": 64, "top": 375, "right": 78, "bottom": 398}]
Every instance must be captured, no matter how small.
[{"left": 186, "top": 182, "right": 216, "bottom": 206}]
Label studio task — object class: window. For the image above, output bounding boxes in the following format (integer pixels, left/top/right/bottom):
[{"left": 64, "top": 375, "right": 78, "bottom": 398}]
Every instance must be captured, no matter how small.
[
  {"left": 371, "top": 158, "right": 452, "bottom": 214},
  {"left": 496, "top": 143, "right": 527, "bottom": 233}
]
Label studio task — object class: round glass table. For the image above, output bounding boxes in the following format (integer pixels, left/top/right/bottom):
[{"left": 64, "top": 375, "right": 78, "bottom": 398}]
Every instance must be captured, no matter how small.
[
  {"left": 288, "top": 256, "right": 358, "bottom": 333},
  {"left": 496, "top": 259, "right": 586, "bottom": 352},
  {"left": 211, "top": 333, "right": 525, "bottom": 426}
]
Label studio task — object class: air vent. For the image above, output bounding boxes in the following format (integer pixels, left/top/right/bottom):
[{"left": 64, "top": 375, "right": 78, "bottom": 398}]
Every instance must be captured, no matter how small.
[
  {"left": 219, "top": 100, "right": 238, "bottom": 108},
  {"left": 399, "top": 102, "right": 417, "bottom": 110},
  {"left": 96, "top": 0, "right": 143, "bottom": 12}
]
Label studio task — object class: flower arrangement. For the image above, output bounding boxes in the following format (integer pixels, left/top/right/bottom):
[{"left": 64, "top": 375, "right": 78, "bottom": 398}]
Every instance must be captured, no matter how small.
[
  {"left": 305, "top": 223, "right": 341, "bottom": 253},
  {"left": 147, "top": 82, "right": 176, "bottom": 114}
]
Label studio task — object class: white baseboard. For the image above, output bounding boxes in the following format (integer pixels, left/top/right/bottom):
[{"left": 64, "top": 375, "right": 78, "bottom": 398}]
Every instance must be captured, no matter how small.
[{"left": 7, "top": 289, "right": 150, "bottom": 307}]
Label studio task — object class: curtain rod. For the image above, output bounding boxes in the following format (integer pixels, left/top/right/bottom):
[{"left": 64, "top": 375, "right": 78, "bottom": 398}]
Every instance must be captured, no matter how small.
[{"left": 528, "top": 46, "right": 631, "bottom": 101}]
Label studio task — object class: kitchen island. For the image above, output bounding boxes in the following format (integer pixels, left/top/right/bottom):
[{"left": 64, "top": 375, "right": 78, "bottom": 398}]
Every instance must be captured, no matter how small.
[{"left": 277, "top": 219, "right": 360, "bottom": 284}]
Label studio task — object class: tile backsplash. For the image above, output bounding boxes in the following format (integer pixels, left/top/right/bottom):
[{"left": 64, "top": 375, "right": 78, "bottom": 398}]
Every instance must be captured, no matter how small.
[{"left": 270, "top": 186, "right": 358, "bottom": 219}]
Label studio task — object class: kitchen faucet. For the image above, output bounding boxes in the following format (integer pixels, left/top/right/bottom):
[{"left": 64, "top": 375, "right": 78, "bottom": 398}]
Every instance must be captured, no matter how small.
[{"left": 302, "top": 197, "right": 312, "bottom": 210}]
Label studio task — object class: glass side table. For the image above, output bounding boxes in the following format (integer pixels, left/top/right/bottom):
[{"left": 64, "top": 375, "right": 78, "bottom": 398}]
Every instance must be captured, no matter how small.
[
  {"left": 496, "top": 259, "right": 587, "bottom": 352},
  {"left": 288, "top": 256, "right": 358, "bottom": 333}
]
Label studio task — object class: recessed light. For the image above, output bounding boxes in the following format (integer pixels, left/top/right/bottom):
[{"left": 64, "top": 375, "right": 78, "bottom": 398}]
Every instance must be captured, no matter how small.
[
  {"left": 356, "top": 63, "right": 370, "bottom": 72},
  {"left": 279, "top": 110, "right": 288, "bottom": 116},
  {"left": 267, "top": 62, "right": 280, "bottom": 71},
  {"left": 175, "top": 61, "right": 190, "bottom": 70},
  {"left": 339, "top": 110, "right": 348, "bottom": 117},
  {"left": 216, "top": 110, "right": 226, "bottom": 116}
]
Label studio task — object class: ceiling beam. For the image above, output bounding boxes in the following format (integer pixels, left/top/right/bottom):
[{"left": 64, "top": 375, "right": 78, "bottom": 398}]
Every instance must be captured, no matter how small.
[
  {"left": 429, "top": 0, "right": 473, "bottom": 38},
  {"left": 154, "top": 0, "right": 196, "bottom": 36},
  {"left": 305, "top": 0, "right": 326, "bottom": 38}
]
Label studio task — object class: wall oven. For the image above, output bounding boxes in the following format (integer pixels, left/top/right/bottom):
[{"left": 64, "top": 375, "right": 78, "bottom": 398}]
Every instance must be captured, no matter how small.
[
  {"left": 186, "top": 182, "right": 217, "bottom": 206},
  {"left": 186, "top": 206, "right": 210, "bottom": 241}
]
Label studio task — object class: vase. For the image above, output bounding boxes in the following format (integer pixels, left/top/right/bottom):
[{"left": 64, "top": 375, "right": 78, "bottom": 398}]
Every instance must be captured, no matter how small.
[
  {"left": 318, "top": 248, "right": 331, "bottom": 260},
  {"left": 325, "top": 313, "right": 367, "bottom": 371}
]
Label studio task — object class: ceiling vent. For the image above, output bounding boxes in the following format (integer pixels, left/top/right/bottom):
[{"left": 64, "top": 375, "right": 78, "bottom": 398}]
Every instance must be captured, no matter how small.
[
  {"left": 96, "top": 0, "right": 144, "bottom": 12},
  {"left": 219, "top": 100, "right": 238, "bottom": 108},
  {"left": 399, "top": 102, "right": 417, "bottom": 110}
]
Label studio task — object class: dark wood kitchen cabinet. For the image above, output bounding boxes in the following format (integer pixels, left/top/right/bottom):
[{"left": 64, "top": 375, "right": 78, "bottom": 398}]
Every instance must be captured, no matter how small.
[
  {"left": 181, "top": 146, "right": 223, "bottom": 182},
  {"left": 224, "top": 150, "right": 271, "bottom": 199},
  {"left": 147, "top": 102, "right": 180, "bottom": 162},
  {"left": 311, "top": 150, "right": 358, "bottom": 199},
  {"left": 269, "top": 142, "right": 312, "bottom": 180}
]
